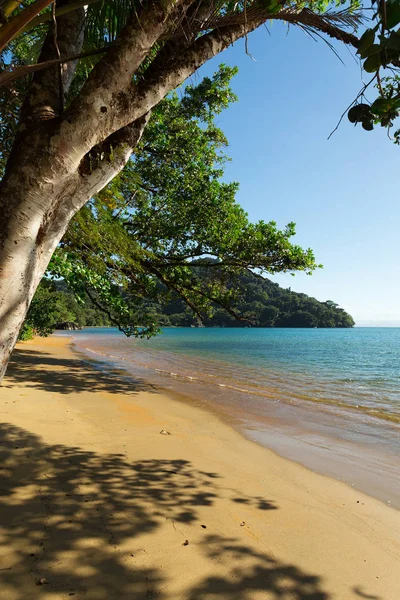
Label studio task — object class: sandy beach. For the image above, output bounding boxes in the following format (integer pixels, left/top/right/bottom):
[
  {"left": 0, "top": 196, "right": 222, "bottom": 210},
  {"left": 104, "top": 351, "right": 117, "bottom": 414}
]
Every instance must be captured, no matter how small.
[{"left": 0, "top": 336, "right": 399, "bottom": 600}]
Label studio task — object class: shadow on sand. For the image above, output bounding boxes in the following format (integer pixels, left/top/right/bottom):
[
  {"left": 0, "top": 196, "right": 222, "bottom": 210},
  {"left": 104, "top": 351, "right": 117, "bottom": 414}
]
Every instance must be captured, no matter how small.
[
  {"left": 4, "top": 347, "right": 155, "bottom": 396},
  {"left": 0, "top": 421, "right": 333, "bottom": 600}
]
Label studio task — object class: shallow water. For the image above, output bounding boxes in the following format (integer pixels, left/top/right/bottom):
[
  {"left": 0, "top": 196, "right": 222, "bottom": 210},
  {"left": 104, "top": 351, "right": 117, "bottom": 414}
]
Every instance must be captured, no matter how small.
[{"left": 56, "top": 327, "right": 400, "bottom": 508}]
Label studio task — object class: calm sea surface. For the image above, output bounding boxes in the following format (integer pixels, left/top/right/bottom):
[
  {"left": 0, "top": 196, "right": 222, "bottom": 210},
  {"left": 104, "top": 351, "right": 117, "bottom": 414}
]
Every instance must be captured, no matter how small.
[{"left": 57, "top": 327, "right": 400, "bottom": 508}]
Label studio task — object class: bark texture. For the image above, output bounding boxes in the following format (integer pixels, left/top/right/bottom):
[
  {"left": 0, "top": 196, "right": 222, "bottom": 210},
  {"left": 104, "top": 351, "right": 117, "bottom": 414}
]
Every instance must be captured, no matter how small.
[
  {"left": 0, "top": 0, "right": 358, "bottom": 380},
  {"left": 19, "top": 0, "right": 85, "bottom": 122},
  {"left": 0, "top": 115, "right": 149, "bottom": 380}
]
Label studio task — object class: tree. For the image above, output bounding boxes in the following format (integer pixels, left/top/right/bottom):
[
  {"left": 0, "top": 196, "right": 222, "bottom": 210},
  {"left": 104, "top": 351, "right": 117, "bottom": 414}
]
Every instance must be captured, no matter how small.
[
  {"left": 0, "top": 0, "right": 361, "bottom": 379},
  {"left": 19, "top": 65, "right": 355, "bottom": 336},
  {"left": 45, "top": 65, "right": 321, "bottom": 335},
  {"left": 279, "top": 310, "right": 318, "bottom": 327},
  {"left": 19, "top": 279, "right": 87, "bottom": 340},
  {"left": 259, "top": 305, "right": 280, "bottom": 326},
  {"left": 25, "top": 269, "right": 355, "bottom": 332}
]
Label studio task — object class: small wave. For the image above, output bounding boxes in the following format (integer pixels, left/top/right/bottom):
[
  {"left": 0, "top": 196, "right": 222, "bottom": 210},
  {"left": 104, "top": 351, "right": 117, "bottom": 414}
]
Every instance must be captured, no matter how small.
[
  {"left": 293, "top": 394, "right": 400, "bottom": 424},
  {"left": 76, "top": 339, "right": 400, "bottom": 426},
  {"left": 84, "top": 348, "right": 106, "bottom": 356}
]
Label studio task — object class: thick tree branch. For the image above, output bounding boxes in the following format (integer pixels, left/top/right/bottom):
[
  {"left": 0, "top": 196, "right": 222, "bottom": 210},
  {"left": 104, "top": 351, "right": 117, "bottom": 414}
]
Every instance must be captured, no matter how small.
[
  {"left": 15, "top": 114, "right": 151, "bottom": 278},
  {"left": 60, "top": 0, "right": 195, "bottom": 156},
  {"left": 1, "top": 3, "right": 362, "bottom": 232},
  {"left": 77, "top": 113, "right": 151, "bottom": 188},
  {"left": 7, "top": 4, "right": 360, "bottom": 186},
  {"left": 70, "top": 7, "right": 359, "bottom": 148},
  {"left": 0, "top": 0, "right": 87, "bottom": 204}
]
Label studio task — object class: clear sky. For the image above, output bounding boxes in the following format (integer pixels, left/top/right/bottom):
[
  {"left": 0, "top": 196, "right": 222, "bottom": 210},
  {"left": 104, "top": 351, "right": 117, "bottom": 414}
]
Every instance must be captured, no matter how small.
[{"left": 194, "top": 22, "right": 400, "bottom": 326}]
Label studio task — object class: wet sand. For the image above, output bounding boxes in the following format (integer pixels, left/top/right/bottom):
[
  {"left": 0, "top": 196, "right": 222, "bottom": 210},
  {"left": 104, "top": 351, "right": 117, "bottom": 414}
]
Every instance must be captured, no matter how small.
[
  {"left": 69, "top": 330, "right": 400, "bottom": 509},
  {"left": 0, "top": 336, "right": 399, "bottom": 600}
]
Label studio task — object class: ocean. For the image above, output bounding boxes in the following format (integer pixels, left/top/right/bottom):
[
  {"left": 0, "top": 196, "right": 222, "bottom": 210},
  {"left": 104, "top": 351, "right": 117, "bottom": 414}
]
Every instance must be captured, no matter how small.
[{"left": 56, "top": 327, "right": 400, "bottom": 508}]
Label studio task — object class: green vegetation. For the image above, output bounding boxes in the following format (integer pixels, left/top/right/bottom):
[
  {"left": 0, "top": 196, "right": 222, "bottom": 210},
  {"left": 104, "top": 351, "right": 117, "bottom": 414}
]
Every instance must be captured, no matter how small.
[
  {"left": 0, "top": 0, "right": 364, "bottom": 378},
  {"left": 20, "top": 65, "right": 354, "bottom": 340},
  {"left": 41, "top": 67, "right": 321, "bottom": 337},
  {"left": 160, "top": 269, "right": 355, "bottom": 328},
  {"left": 21, "top": 271, "right": 354, "bottom": 339},
  {"left": 347, "top": 1, "right": 400, "bottom": 141},
  {"left": 19, "top": 281, "right": 111, "bottom": 340}
]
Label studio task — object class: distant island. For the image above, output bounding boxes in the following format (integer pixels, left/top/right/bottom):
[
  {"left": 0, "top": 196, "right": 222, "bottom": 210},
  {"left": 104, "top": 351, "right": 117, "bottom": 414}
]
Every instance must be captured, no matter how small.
[
  {"left": 46, "top": 272, "right": 354, "bottom": 331},
  {"left": 157, "top": 271, "right": 355, "bottom": 329}
]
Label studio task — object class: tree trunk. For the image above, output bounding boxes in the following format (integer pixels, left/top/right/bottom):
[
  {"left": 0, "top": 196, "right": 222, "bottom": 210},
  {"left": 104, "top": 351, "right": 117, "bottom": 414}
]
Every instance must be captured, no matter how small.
[
  {"left": 0, "top": 174, "right": 114, "bottom": 380},
  {"left": 0, "top": 174, "right": 105, "bottom": 380},
  {"left": 0, "top": 187, "right": 66, "bottom": 380},
  {"left": 0, "top": 114, "right": 149, "bottom": 382},
  {"left": 0, "top": 12, "right": 263, "bottom": 382}
]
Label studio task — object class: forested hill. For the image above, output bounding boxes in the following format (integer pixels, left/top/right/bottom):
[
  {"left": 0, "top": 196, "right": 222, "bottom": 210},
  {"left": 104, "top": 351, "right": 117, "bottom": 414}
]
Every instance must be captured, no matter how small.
[
  {"left": 25, "top": 272, "right": 354, "bottom": 336},
  {"left": 159, "top": 272, "right": 355, "bottom": 328}
]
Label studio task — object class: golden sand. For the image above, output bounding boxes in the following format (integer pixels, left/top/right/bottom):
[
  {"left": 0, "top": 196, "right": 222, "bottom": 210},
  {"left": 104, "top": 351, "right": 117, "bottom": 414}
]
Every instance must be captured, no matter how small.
[{"left": 0, "top": 336, "right": 399, "bottom": 599}]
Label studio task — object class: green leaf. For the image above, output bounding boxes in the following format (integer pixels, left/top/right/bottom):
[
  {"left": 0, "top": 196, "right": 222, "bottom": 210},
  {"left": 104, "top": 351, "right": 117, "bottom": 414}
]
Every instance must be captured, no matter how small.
[
  {"left": 357, "top": 28, "right": 376, "bottom": 54},
  {"left": 384, "top": 31, "right": 400, "bottom": 50},
  {"left": 386, "top": 1, "right": 400, "bottom": 29},
  {"left": 371, "top": 97, "right": 396, "bottom": 115},
  {"left": 359, "top": 44, "right": 381, "bottom": 59},
  {"left": 363, "top": 53, "right": 382, "bottom": 72}
]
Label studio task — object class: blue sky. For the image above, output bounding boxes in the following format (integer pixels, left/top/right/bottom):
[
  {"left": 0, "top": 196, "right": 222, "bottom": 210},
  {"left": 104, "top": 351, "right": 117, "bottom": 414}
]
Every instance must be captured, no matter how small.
[{"left": 193, "top": 22, "right": 399, "bottom": 326}]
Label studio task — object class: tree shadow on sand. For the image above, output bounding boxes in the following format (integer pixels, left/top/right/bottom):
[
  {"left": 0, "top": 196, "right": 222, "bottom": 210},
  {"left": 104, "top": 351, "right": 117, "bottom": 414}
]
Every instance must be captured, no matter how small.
[
  {"left": 3, "top": 347, "right": 155, "bottom": 396},
  {"left": 189, "top": 534, "right": 329, "bottom": 600},
  {"left": 0, "top": 421, "right": 338, "bottom": 600}
]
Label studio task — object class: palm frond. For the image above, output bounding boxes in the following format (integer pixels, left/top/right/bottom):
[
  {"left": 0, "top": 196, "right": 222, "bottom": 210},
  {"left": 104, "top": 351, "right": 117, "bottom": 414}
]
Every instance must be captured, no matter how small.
[
  {"left": 204, "top": 5, "right": 362, "bottom": 30},
  {"left": 0, "top": 0, "right": 52, "bottom": 52},
  {"left": 1, "top": 0, "right": 363, "bottom": 89},
  {"left": 197, "top": 5, "right": 362, "bottom": 45},
  {"left": 84, "top": 0, "right": 138, "bottom": 47},
  {"left": 155, "top": 1, "right": 362, "bottom": 47}
]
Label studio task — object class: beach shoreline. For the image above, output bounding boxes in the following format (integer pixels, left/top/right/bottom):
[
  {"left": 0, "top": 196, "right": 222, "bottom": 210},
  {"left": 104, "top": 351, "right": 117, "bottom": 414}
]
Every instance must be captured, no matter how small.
[
  {"left": 1, "top": 335, "right": 399, "bottom": 599},
  {"left": 67, "top": 329, "right": 400, "bottom": 510}
]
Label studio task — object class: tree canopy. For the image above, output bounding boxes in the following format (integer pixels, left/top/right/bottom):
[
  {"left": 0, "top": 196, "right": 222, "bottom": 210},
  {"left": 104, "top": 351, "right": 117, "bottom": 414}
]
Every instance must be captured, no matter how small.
[
  {"left": 0, "top": 0, "right": 367, "bottom": 378},
  {"left": 38, "top": 64, "right": 323, "bottom": 337}
]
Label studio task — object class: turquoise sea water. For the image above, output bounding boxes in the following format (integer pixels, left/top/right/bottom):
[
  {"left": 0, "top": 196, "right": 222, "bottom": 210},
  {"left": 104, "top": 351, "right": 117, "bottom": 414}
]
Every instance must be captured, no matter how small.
[{"left": 59, "top": 327, "right": 400, "bottom": 507}]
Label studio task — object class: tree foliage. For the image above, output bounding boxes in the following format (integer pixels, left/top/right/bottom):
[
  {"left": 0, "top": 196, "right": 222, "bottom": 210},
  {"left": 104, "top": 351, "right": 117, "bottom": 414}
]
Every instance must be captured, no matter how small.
[
  {"left": 0, "top": 0, "right": 363, "bottom": 378},
  {"left": 143, "top": 270, "right": 355, "bottom": 328},
  {"left": 19, "top": 279, "right": 111, "bottom": 340},
  {"left": 21, "top": 65, "right": 354, "bottom": 336},
  {"left": 23, "top": 269, "right": 355, "bottom": 336},
  {"left": 33, "top": 65, "right": 325, "bottom": 337},
  {"left": 347, "top": 0, "right": 400, "bottom": 140}
]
